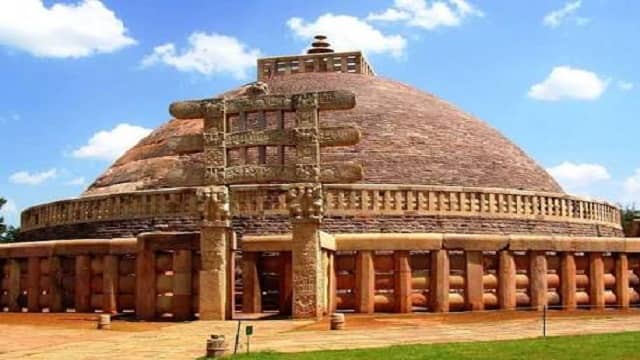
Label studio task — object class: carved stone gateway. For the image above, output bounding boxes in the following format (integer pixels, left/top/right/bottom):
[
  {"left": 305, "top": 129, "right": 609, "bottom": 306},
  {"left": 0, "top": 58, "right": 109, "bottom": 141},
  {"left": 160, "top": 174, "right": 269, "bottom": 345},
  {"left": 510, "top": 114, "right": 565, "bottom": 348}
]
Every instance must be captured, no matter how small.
[{"left": 170, "top": 88, "right": 359, "bottom": 319}]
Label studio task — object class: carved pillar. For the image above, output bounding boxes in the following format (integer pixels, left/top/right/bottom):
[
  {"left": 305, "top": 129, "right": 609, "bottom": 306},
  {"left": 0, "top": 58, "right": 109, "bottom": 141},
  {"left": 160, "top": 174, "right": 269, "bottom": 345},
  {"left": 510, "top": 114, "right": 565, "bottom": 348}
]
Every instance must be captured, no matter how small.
[
  {"left": 173, "top": 250, "right": 193, "bottom": 321},
  {"left": 589, "top": 252, "right": 605, "bottom": 310},
  {"left": 616, "top": 253, "right": 630, "bottom": 309},
  {"left": 288, "top": 183, "right": 325, "bottom": 319},
  {"left": 465, "top": 251, "right": 484, "bottom": 311},
  {"left": 498, "top": 250, "right": 516, "bottom": 310},
  {"left": 27, "top": 257, "right": 41, "bottom": 312},
  {"left": 529, "top": 251, "right": 548, "bottom": 311},
  {"left": 242, "top": 252, "right": 262, "bottom": 314},
  {"left": 430, "top": 249, "right": 450, "bottom": 312},
  {"left": 560, "top": 252, "right": 577, "bottom": 310},
  {"left": 394, "top": 250, "right": 412, "bottom": 313},
  {"left": 279, "top": 251, "right": 293, "bottom": 315},
  {"left": 7, "top": 259, "right": 21, "bottom": 312},
  {"left": 103, "top": 255, "right": 119, "bottom": 314},
  {"left": 355, "top": 250, "right": 375, "bottom": 314},
  {"left": 198, "top": 186, "right": 232, "bottom": 320},
  {"left": 75, "top": 255, "right": 91, "bottom": 313},
  {"left": 48, "top": 256, "right": 64, "bottom": 312}
]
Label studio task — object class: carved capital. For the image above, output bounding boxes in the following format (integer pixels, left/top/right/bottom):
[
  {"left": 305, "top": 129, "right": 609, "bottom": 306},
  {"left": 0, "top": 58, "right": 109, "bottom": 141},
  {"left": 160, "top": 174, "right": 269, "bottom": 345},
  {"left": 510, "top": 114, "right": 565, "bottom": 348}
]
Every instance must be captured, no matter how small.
[
  {"left": 197, "top": 186, "right": 231, "bottom": 227},
  {"left": 286, "top": 183, "right": 324, "bottom": 223}
]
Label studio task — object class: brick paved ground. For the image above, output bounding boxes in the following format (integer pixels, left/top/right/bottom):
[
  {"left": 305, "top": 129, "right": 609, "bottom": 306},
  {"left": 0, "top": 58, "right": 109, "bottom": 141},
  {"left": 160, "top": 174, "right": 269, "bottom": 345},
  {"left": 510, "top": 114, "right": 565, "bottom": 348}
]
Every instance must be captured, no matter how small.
[{"left": 2, "top": 310, "right": 640, "bottom": 359}]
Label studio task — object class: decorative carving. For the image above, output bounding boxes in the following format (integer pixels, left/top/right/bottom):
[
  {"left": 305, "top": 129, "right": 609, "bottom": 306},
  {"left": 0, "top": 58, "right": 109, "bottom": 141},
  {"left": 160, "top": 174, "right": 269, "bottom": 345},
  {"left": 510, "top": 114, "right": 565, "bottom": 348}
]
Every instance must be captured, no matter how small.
[
  {"left": 320, "top": 163, "right": 364, "bottom": 183},
  {"left": 205, "top": 166, "right": 226, "bottom": 185},
  {"left": 294, "top": 128, "right": 319, "bottom": 143},
  {"left": 233, "top": 81, "right": 270, "bottom": 97},
  {"left": 169, "top": 98, "right": 223, "bottom": 120},
  {"left": 197, "top": 186, "right": 230, "bottom": 226},
  {"left": 286, "top": 183, "right": 323, "bottom": 222},
  {"left": 318, "top": 126, "right": 361, "bottom": 147},
  {"left": 225, "top": 95, "right": 293, "bottom": 114},
  {"left": 203, "top": 132, "right": 224, "bottom": 147}
]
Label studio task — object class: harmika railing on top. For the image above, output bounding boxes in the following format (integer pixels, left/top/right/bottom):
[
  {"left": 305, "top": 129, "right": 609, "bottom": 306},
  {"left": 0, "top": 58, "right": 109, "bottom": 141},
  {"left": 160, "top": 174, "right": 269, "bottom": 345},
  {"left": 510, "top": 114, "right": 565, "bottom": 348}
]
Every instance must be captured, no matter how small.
[
  {"left": 20, "top": 184, "right": 621, "bottom": 232},
  {"left": 257, "top": 51, "right": 375, "bottom": 82}
]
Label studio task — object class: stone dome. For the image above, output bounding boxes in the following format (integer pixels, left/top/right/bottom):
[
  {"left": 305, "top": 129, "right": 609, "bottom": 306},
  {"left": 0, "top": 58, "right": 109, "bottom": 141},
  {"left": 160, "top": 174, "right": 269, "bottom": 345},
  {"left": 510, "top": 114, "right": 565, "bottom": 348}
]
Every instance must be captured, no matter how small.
[{"left": 83, "top": 72, "right": 562, "bottom": 196}]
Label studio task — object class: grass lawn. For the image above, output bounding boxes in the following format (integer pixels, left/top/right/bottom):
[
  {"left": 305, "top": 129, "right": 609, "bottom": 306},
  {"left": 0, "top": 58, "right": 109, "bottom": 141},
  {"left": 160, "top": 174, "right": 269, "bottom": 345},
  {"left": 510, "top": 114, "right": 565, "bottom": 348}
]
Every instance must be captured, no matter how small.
[{"left": 223, "top": 331, "right": 640, "bottom": 359}]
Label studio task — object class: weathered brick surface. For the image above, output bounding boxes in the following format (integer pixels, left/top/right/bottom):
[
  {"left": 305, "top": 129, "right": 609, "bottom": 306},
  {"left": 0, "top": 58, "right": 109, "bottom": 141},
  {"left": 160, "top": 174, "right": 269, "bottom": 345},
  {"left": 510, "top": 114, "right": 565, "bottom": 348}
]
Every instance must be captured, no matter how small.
[
  {"left": 19, "top": 214, "right": 622, "bottom": 241},
  {"left": 85, "top": 72, "right": 562, "bottom": 196}
]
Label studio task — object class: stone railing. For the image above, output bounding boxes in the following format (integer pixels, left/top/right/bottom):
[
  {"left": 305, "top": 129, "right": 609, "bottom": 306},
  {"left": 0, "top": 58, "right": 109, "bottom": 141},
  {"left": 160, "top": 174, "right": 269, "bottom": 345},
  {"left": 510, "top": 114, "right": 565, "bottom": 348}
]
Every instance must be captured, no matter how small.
[
  {"left": 20, "top": 184, "right": 622, "bottom": 233},
  {"left": 21, "top": 188, "right": 200, "bottom": 232},
  {"left": 257, "top": 51, "right": 375, "bottom": 82},
  {"left": 323, "top": 184, "right": 621, "bottom": 228}
]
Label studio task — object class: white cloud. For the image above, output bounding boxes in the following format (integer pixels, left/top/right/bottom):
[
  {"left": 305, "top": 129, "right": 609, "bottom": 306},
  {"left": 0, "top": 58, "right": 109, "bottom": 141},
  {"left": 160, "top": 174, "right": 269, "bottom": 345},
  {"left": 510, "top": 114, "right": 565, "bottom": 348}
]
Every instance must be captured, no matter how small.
[
  {"left": 547, "top": 161, "right": 611, "bottom": 195},
  {"left": 618, "top": 81, "right": 634, "bottom": 91},
  {"left": 287, "top": 14, "right": 407, "bottom": 57},
  {"left": 72, "top": 123, "right": 151, "bottom": 161},
  {"left": 65, "top": 177, "right": 86, "bottom": 186},
  {"left": 142, "top": 32, "right": 261, "bottom": 79},
  {"left": 528, "top": 66, "right": 608, "bottom": 101},
  {"left": 9, "top": 168, "right": 58, "bottom": 185},
  {"left": 367, "top": 0, "right": 483, "bottom": 30},
  {"left": 543, "top": 0, "right": 586, "bottom": 28},
  {"left": 0, "top": 199, "right": 17, "bottom": 216},
  {"left": 0, "top": 0, "right": 135, "bottom": 58}
]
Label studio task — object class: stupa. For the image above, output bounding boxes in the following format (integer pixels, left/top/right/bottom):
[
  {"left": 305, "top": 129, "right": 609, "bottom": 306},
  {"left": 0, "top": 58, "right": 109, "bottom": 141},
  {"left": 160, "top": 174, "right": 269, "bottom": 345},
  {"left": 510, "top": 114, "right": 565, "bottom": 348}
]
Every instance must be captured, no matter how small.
[{"left": 1, "top": 36, "right": 636, "bottom": 321}]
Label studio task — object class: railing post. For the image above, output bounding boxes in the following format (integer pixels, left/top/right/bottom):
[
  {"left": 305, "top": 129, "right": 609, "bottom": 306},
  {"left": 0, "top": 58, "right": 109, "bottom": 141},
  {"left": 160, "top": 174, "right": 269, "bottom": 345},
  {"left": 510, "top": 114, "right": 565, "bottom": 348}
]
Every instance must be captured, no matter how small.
[
  {"left": 103, "top": 255, "right": 119, "bottom": 314},
  {"left": 560, "top": 252, "right": 577, "bottom": 310},
  {"left": 615, "top": 253, "right": 630, "bottom": 309},
  {"left": 74, "top": 255, "right": 91, "bottom": 313},
  {"left": 355, "top": 250, "right": 375, "bottom": 314},
  {"left": 430, "top": 249, "right": 450, "bottom": 312},
  {"left": 465, "top": 251, "right": 484, "bottom": 311},
  {"left": 529, "top": 251, "right": 548, "bottom": 311},
  {"left": 27, "top": 257, "right": 41, "bottom": 312},
  {"left": 498, "top": 250, "right": 516, "bottom": 310},
  {"left": 589, "top": 252, "right": 605, "bottom": 310},
  {"left": 394, "top": 250, "right": 412, "bottom": 313},
  {"left": 242, "top": 252, "right": 262, "bottom": 314}
]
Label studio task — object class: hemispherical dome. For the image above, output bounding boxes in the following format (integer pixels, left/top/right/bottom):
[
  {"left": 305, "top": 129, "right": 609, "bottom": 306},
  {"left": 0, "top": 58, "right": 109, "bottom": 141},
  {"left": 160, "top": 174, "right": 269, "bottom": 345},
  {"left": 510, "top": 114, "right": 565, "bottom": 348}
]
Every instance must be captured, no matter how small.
[{"left": 83, "top": 72, "right": 562, "bottom": 196}]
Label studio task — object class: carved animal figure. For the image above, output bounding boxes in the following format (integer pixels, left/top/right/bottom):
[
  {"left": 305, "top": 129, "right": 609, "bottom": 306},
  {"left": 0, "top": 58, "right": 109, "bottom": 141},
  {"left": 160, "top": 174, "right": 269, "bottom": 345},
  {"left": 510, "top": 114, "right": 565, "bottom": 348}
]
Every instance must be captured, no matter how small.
[{"left": 232, "top": 81, "right": 270, "bottom": 97}]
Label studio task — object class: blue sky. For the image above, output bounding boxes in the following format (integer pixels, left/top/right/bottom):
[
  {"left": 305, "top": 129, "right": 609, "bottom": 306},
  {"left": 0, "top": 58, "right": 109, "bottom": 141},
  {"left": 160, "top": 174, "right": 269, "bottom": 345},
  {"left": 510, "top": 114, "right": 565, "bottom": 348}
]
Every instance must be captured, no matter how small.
[{"left": 0, "top": 0, "right": 639, "bottom": 226}]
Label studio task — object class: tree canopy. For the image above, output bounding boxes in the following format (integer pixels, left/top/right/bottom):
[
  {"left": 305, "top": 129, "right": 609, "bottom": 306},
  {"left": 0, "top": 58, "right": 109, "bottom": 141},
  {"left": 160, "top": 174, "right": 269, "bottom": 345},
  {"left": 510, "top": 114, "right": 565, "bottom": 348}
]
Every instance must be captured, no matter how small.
[{"left": 0, "top": 197, "right": 19, "bottom": 243}]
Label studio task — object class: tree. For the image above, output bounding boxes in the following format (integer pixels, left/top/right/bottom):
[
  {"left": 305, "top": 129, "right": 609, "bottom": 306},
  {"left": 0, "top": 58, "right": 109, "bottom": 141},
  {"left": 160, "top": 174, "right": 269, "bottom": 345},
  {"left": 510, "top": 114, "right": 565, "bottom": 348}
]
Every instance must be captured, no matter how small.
[
  {"left": 621, "top": 204, "right": 639, "bottom": 236},
  {"left": 0, "top": 197, "right": 19, "bottom": 243}
]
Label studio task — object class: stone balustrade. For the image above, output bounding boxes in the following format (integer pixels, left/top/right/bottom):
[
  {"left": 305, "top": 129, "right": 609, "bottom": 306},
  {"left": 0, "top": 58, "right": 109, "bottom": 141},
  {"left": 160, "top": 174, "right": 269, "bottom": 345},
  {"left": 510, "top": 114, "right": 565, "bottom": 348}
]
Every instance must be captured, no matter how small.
[
  {"left": 257, "top": 51, "right": 375, "bottom": 82},
  {"left": 3, "top": 232, "right": 640, "bottom": 318},
  {"left": 20, "top": 185, "right": 622, "bottom": 234}
]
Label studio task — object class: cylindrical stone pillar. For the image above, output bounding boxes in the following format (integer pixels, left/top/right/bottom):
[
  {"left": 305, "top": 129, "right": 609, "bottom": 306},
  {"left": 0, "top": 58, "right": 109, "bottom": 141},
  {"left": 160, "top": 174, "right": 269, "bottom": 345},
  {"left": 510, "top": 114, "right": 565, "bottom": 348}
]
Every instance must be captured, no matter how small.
[
  {"left": 173, "top": 250, "right": 193, "bottom": 321},
  {"left": 103, "top": 255, "right": 119, "bottom": 314},
  {"left": 135, "top": 243, "right": 156, "bottom": 320},
  {"left": 430, "top": 249, "right": 450, "bottom": 313},
  {"left": 589, "top": 252, "right": 605, "bottom": 310},
  {"left": 560, "top": 252, "right": 577, "bottom": 310},
  {"left": 27, "top": 257, "right": 41, "bottom": 312},
  {"left": 7, "top": 259, "right": 21, "bottom": 312},
  {"left": 75, "top": 255, "right": 91, "bottom": 313},
  {"left": 529, "top": 251, "right": 548, "bottom": 311},
  {"left": 498, "top": 250, "right": 516, "bottom": 310},
  {"left": 355, "top": 250, "right": 375, "bottom": 314},
  {"left": 615, "top": 253, "right": 629, "bottom": 309},
  {"left": 394, "top": 250, "right": 412, "bottom": 313},
  {"left": 48, "top": 256, "right": 64, "bottom": 312},
  {"left": 465, "top": 251, "right": 484, "bottom": 311},
  {"left": 242, "top": 252, "right": 262, "bottom": 314}
]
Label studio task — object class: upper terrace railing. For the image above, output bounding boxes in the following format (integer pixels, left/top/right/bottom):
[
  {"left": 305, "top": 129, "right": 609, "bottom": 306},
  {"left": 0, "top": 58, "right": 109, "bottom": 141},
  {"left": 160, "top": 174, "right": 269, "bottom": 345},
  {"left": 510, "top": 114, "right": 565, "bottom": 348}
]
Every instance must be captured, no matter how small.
[
  {"left": 21, "top": 184, "right": 621, "bottom": 232},
  {"left": 257, "top": 51, "right": 375, "bottom": 82}
]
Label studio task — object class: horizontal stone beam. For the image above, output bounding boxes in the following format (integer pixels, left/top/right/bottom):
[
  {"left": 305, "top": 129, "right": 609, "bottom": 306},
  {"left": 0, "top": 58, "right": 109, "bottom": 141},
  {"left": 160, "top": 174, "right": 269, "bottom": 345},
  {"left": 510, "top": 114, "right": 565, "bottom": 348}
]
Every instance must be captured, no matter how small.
[
  {"left": 224, "top": 163, "right": 363, "bottom": 184},
  {"left": 225, "top": 126, "right": 361, "bottom": 148},
  {"left": 169, "top": 90, "right": 356, "bottom": 119}
]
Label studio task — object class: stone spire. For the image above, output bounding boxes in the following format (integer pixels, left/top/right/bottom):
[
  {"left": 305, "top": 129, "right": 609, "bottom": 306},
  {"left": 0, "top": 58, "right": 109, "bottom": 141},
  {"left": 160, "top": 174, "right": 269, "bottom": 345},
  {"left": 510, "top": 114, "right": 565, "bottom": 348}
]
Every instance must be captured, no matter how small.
[{"left": 307, "top": 35, "right": 334, "bottom": 54}]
